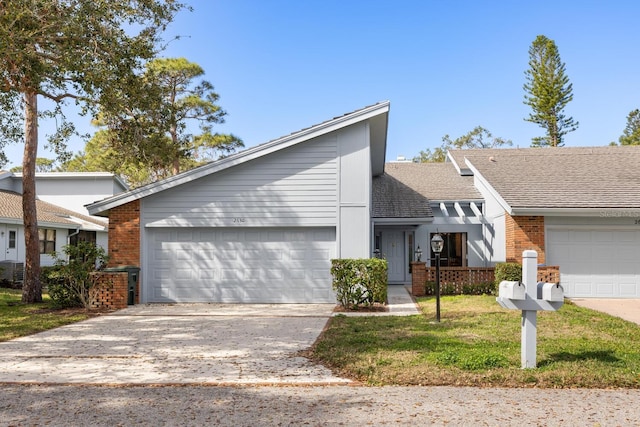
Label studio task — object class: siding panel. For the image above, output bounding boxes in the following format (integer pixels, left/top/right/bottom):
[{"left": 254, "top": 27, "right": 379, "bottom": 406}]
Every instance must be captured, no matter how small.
[{"left": 142, "top": 136, "right": 338, "bottom": 228}]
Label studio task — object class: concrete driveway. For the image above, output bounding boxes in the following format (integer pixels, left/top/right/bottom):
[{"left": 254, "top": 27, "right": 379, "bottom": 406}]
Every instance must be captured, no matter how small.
[
  {"left": 0, "top": 303, "right": 351, "bottom": 385},
  {"left": 569, "top": 298, "right": 640, "bottom": 325}
]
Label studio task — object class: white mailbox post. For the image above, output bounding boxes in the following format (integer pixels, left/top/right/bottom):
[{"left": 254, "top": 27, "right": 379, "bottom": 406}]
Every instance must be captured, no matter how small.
[{"left": 496, "top": 250, "right": 564, "bottom": 369}]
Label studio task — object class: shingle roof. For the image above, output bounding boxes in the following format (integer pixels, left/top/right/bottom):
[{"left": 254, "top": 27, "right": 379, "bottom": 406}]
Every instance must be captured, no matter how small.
[
  {"left": 372, "top": 162, "right": 482, "bottom": 218},
  {"left": 451, "top": 146, "right": 640, "bottom": 209},
  {"left": 0, "top": 190, "right": 107, "bottom": 229}
]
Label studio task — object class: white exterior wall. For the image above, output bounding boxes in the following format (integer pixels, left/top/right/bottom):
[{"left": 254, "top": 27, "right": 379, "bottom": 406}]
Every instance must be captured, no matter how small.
[
  {"left": 337, "top": 122, "right": 371, "bottom": 258},
  {"left": 0, "top": 223, "right": 107, "bottom": 266},
  {"left": 142, "top": 135, "right": 338, "bottom": 228},
  {"left": 473, "top": 176, "right": 506, "bottom": 264},
  {"left": 32, "top": 177, "right": 126, "bottom": 216}
]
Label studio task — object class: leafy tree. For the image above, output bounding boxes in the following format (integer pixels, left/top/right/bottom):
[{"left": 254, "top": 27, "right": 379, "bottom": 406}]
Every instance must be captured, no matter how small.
[
  {"left": 62, "top": 130, "right": 156, "bottom": 187},
  {"left": 523, "top": 35, "right": 578, "bottom": 147},
  {"left": 414, "top": 126, "right": 512, "bottom": 162},
  {"left": 10, "top": 158, "right": 56, "bottom": 173},
  {"left": 0, "top": 1, "right": 185, "bottom": 303},
  {"left": 95, "top": 57, "right": 243, "bottom": 179},
  {"left": 618, "top": 109, "right": 640, "bottom": 146}
]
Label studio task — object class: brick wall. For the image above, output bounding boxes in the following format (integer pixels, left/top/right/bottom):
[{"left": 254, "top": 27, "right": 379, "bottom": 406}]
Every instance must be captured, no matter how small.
[
  {"left": 107, "top": 199, "right": 141, "bottom": 303},
  {"left": 91, "top": 272, "right": 128, "bottom": 309},
  {"left": 505, "top": 213, "right": 546, "bottom": 264},
  {"left": 410, "top": 262, "right": 427, "bottom": 296},
  {"left": 409, "top": 263, "right": 560, "bottom": 296}
]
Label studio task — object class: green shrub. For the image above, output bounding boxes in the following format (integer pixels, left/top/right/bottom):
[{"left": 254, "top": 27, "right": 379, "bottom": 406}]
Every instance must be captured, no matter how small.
[
  {"left": 47, "top": 242, "right": 108, "bottom": 309},
  {"left": 43, "top": 266, "right": 82, "bottom": 308},
  {"left": 331, "top": 258, "right": 387, "bottom": 308},
  {"left": 426, "top": 281, "right": 496, "bottom": 296},
  {"left": 462, "top": 281, "right": 495, "bottom": 295},
  {"left": 494, "top": 262, "right": 522, "bottom": 293}
]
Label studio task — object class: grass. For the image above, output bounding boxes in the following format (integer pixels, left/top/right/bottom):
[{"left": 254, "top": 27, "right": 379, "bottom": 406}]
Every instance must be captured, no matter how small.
[
  {"left": 0, "top": 287, "right": 91, "bottom": 342},
  {"left": 306, "top": 295, "right": 640, "bottom": 388}
]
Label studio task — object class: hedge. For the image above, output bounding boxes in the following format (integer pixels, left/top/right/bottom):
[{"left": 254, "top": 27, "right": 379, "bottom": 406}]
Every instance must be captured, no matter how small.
[{"left": 330, "top": 258, "right": 387, "bottom": 308}]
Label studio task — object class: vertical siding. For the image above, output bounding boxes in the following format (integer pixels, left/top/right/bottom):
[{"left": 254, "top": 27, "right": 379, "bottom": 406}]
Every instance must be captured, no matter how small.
[
  {"left": 337, "top": 122, "right": 371, "bottom": 258},
  {"left": 143, "top": 135, "right": 338, "bottom": 228}
]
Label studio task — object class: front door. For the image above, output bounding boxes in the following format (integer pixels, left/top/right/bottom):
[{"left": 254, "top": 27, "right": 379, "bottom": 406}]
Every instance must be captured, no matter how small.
[
  {"left": 4, "top": 228, "right": 18, "bottom": 260},
  {"left": 382, "top": 230, "right": 405, "bottom": 283}
]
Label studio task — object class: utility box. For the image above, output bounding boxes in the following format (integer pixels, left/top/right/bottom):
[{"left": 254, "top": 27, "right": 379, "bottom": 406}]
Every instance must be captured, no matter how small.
[
  {"left": 537, "top": 282, "right": 564, "bottom": 302},
  {"left": 498, "top": 280, "right": 526, "bottom": 300},
  {"left": 104, "top": 266, "right": 140, "bottom": 305}
]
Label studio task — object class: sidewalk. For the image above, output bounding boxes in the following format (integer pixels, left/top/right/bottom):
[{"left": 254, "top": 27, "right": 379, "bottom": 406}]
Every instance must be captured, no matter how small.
[{"left": 333, "top": 285, "right": 421, "bottom": 317}]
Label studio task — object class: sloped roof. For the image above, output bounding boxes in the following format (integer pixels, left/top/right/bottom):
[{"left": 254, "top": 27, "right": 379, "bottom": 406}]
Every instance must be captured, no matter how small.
[
  {"left": 372, "top": 162, "right": 482, "bottom": 218},
  {"left": 450, "top": 146, "right": 640, "bottom": 210},
  {"left": 87, "top": 102, "right": 390, "bottom": 216},
  {"left": 0, "top": 190, "right": 107, "bottom": 230}
]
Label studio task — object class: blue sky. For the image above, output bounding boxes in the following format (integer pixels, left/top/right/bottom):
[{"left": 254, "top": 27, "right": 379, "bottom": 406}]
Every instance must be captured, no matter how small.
[{"left": 5, "top": 0, "right": 640, "bottom": 168}]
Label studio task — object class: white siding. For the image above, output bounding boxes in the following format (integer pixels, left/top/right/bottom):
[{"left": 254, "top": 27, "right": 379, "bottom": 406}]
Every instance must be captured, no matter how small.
[
  {"left": 142, "top": 135, "right": 338, "bottom": 228},
  {"left": 474, "top": 175, "right": 506, "bottom": 263},
  {"left": 337, "top": 122, "right": 371, "bottom": 258}
]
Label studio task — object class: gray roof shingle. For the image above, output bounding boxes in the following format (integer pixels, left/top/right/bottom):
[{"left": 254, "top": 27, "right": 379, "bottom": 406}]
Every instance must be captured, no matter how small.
[
  {"left": 372, "top": 162, "right": 482, "bottom": 218},
  {"left": 0, "top": 190, "right": 107, "bottom": 229},
  {"left": 450, "top": 146, "right": 640, "bottom": 209}
]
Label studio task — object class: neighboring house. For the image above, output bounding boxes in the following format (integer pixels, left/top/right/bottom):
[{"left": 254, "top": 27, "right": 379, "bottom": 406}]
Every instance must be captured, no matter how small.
[
  {"left": 86, "top": 102, "right": 640, "bottom": 303},
  {"left": 0, "top": 171, "right": 127, "bottom": 279},
  {"left": 447, "top": 146, "right": 640, "bottom": 298}
]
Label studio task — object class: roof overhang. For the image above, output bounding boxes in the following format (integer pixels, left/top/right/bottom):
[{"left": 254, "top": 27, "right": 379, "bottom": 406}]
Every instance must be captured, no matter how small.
[
  {"left": 372, "top": 217, "right": 433, "bottom": 225},
  {"left": 88, "top": 102, "right": 390, "bottom": 216},
  {"left": 510, "top": 207, "right": 640, "bottom": 217}
]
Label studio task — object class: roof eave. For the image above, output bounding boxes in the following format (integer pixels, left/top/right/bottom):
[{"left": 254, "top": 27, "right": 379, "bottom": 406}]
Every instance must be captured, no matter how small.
[
  {"left": 511, "top": 207, "right": 640, "bottom": 217},
  {"left": 372, "top": 217, "right": 434, "bottom": 225},
  {"left": 88, "top": 102, "right": 391, "bottom": 216}
]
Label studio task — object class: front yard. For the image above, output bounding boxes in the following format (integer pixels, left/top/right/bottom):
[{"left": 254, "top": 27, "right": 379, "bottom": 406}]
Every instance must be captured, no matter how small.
[
  {"left": 306, "top": 295, "right": 640, "bottom": 388},
  {"left": 0, "top": 288, "right": 91, "bottom": 342}
]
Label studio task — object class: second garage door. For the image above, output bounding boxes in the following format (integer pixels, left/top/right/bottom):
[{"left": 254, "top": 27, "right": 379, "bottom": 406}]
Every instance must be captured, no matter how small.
[
  {"left": 547, "top": 228, "right": 640, "bottom": 298},
  {"left": 144, "top": 227, "right": 336, "bottom": 303}
]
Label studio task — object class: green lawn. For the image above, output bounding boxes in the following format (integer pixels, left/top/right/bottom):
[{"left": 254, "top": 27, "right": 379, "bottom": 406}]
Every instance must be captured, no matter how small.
[
  {"left": 306, "top": 295, "right": 640, "bottom": 388},
  {"left": 0, "top": 287, "right": 91, "bottom": 342}
]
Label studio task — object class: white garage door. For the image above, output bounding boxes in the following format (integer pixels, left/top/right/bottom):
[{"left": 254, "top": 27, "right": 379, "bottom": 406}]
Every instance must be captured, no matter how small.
[
  {"left": 547, "top": 229, "right": 640, "bottom": 298},
  {"left": 144, "top": 227, "right": 336, "bottom": 303}
]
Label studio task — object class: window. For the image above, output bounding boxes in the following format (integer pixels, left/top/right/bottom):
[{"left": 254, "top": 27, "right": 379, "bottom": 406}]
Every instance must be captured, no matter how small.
[
  {"left": 69, "top": 230, "right": 96, "bottom": 246},
  {"left": 8, "top": 231, "right": 16, "bottom": 249},
  {"left": 38, "top": 229, "right": 56, "bottom": 254},
  {"left": 430, "top": 232, "right": 467, "bottom": 267}
]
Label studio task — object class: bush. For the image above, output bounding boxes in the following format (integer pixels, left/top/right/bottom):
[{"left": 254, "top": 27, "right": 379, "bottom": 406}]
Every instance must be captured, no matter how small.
[
  {"left": 462, "top": 281, "right": 495, "bottom": 295},
  {"left": 494, "top": 262, "right": 522, "bottom": 293},
  {"left": 425, "top": 281, "right": 496, "bottom": 296},
  {"left": 41, "top": 266, "right": 81, "bottom": 308},
  {"left": 331, "top": 258, "right": 387, "bottom": 308},
  {"left": 47, "top": 242, "right": 108, "bottom": 309}
]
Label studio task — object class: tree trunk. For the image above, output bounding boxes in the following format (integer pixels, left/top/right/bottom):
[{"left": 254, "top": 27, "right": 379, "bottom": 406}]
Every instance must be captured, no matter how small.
[{"left": 21, "top": 90, "right": 42, "bottom": 303}]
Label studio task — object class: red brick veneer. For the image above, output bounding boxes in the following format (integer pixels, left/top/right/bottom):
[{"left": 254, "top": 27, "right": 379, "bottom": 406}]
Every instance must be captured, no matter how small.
[{"left": 505, "top": 213, "right": 546, "bottom": 264}]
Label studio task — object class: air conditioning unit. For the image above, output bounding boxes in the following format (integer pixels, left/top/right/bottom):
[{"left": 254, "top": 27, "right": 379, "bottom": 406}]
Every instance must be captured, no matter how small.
[{"left": 0, "top": 261, "right": 24, "bottom": 283}]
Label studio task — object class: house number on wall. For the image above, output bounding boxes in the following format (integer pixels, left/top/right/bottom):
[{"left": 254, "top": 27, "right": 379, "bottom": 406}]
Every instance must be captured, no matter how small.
[{"left": 232, "top": 217, "right": 246, "bottom": 223}]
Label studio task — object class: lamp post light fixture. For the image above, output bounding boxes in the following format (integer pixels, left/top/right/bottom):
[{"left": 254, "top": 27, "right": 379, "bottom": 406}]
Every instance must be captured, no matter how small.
[
  {"left": 415, "top": 246, "right": 422, "bottom": 262},
  {"left": 430, "top": 233, "right": 444, "bottom": 322},
  {"left": 373, "top": 248, "right": 381, "bottom": 259}
]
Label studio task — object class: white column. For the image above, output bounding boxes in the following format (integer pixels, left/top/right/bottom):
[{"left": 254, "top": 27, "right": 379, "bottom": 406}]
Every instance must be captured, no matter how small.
[{"left": 521, "top": 250, "right": 538, "bottom": 369}]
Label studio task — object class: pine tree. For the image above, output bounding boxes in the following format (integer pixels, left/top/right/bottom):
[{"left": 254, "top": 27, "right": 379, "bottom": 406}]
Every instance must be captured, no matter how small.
[
  {"left": 523, "top": 35, "right": 578, "bottom": 147},
  {"left": 618, "top": 109, "right": 640, "bottom": 145}
]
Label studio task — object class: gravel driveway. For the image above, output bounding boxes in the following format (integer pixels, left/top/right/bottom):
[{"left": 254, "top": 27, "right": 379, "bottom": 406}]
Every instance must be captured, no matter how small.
[
  {"left": 1, "top": 384, "right": 639, "bottom": 426},
  {"left": 0, "top": 303, "right": 347, "bottom": 385}
]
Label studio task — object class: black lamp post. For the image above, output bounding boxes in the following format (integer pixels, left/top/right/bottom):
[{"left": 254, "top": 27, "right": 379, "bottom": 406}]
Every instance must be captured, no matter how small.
[
  {"left": 430, "top": 233, "right": 444, "bottom": 322},
  {"left": 415, "top": 246, "right": 422, "bottom": 262}
]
